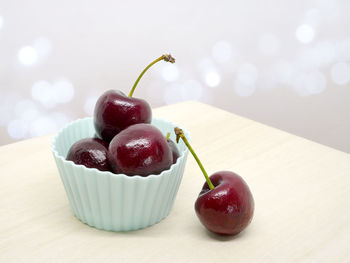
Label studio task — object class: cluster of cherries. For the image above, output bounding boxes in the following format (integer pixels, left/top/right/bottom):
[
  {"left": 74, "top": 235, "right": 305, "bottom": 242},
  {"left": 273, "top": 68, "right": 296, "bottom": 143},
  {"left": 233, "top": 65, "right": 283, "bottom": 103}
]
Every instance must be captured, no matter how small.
[
  {"left": 66, "top": 54, "right": 254, "bottom": 236},
  {"left": 67, "top": 55, "right": 179, "bottom": 177}
]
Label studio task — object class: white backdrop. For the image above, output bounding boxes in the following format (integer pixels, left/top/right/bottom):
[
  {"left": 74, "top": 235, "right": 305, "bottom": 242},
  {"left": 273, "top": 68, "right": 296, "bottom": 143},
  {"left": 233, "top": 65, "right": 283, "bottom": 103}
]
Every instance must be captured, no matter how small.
[{"left": 1, "top": 0, "right": 350, "bottom": 153}]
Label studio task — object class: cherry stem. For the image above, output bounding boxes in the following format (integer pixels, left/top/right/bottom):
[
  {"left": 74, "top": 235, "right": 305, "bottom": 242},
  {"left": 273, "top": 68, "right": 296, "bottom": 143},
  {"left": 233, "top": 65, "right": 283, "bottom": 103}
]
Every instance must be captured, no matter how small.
[
  {"left": 165, "top": 132, "right": 171, "bottom": 141},
  {"left": 128, "top": 54, "right": 175, "bottom": 97},
  {"left": 174, "top": 127, "right": 215, "bottom": 190}
]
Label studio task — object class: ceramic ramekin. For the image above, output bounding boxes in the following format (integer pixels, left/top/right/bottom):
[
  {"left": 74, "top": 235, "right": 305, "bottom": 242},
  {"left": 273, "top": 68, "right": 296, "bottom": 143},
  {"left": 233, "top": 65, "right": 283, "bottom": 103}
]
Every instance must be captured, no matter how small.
[{"left": 51, "top": 117, "right": 189, "bottom": 231}]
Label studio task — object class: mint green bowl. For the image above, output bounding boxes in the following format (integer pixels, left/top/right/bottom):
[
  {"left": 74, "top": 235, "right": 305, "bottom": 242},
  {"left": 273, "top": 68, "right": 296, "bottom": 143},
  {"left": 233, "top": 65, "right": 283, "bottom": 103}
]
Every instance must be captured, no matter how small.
[{"left": 51, "top": 117, "right": 189, "bottom": 231}]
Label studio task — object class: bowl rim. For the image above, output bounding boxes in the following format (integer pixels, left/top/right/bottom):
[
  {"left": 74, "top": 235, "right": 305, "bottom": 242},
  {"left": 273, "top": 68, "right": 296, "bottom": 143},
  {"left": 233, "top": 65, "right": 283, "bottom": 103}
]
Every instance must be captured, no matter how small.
[{"left": 51, "top": 117, "right": 190, "bottom": 180}]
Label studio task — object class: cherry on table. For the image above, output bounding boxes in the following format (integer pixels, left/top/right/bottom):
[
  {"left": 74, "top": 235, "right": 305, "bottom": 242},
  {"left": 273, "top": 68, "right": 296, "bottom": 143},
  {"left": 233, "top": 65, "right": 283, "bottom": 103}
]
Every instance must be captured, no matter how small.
[
  {"left": 195, "top": 171, "right": 254, "bottom": 236},
  {"left": 175, "top": 127, "right": 254, "bottom": 236}
]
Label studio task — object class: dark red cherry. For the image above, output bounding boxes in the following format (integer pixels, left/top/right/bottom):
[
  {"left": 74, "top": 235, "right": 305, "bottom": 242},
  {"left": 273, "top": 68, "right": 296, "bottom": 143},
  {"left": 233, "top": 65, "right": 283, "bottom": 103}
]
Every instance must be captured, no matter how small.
[
  {"left": 195, "top": 171, "right": 254, "bottom": 236},
  {"left": 94, "top": 90, "right": 151, "bottom": 142},
  {"left": 175, "top": 127, "right": 254, "bottom": 236},
  {"left": 93, "top": 54, "right": 175, "bottom": 142},
  {"left": 67, "top": 138, "right": 111, "bottom": 172},
  {"left": 109, "top": 124, "right": 173, "bottom": 176}
]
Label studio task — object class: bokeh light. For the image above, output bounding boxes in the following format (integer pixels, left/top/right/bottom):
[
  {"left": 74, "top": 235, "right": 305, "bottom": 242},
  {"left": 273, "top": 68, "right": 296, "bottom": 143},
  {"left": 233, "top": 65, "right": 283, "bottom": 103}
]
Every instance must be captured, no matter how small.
[
  {"left": 29, "top": 116, "right": 57, "bottom": 137},
  {"left": 296, "top": 42, "right": 336, "bottom": 71},
  {"left": 17, "top": 37, "right": 52, "bottom": 66},
  {"left": 31, "top": 79, "right": 74, "bottom": 108},
  {"left": 205, "top": 71, "right": 221, "bottom": 88},
  {"left": 18, "top": 46, "right": 38, "bottom": 65},
  {"left": 330, "top": 62, "right": 350, "bottom": 85},
  {"left": 31, "top": 80, "right": 55, "bottom": 108},
  {"left": 292, "top": 71, "right": 326, "bottom": 96},
  {"left": 53, "top": 80, "right": 75, "bottom": 103},
  {"left": 7, "top": 119, "right": 28, "bottom": 139},
  {"left": 296, "top": 24, "right": 315, "bottom": 44},
  {"left": 1, "top": 1, "right": 349, "bottom": 155},
  {"left": 14, "top": 99, "right": 39, "bottom": 121}
]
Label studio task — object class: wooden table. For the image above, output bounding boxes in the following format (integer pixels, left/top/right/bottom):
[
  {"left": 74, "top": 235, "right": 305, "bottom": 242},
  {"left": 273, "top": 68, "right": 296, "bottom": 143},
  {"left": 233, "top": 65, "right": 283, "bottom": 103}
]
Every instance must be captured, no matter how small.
[{"left": 1, "top": 101, "right": 350, "bottom": 263}]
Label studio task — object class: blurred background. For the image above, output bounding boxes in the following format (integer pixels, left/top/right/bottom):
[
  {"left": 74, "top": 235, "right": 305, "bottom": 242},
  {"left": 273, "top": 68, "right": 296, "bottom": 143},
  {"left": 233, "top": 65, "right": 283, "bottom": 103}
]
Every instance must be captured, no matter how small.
[{"left": 0, "top": 0, "right": 349, "bottom": 153}]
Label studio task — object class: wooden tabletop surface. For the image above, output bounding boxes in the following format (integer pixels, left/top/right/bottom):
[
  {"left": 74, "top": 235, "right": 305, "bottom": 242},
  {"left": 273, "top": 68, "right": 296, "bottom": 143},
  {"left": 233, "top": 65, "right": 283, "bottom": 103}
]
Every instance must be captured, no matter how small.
[{"left": 1, "top": 101, "right": 350, "bottom": 263}]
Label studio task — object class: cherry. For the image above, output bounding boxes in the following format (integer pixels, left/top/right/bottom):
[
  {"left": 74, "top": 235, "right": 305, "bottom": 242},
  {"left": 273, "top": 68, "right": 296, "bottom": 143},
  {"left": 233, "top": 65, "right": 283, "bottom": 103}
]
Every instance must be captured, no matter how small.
[
  {"left": 93, "top": 90, "right": 151, "bottom": 142},
  {"left": 66, "top": 137, "right": 111, "bottom": 172},
  {"left": 109, "top": 124, "right": 173, "bottom": 176},
  {"left": 175, "top": 128, "right": 254, "bottom": 236},
  {"left": 165, "top": 132, "right": 180, "bottom": 164},
  {"left": 195, "top": 171, "right": 254, "bottom": 236},
  {"left": 93, "top": 54, "right": 175, "bottom": 142}
]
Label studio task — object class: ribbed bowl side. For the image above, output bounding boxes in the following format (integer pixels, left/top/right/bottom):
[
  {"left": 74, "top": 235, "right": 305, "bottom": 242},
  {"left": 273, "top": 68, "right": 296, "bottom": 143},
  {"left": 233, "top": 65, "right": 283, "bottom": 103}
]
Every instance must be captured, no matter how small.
[{"left": 52, "top": 117, "right": 189, "bottom": 231}]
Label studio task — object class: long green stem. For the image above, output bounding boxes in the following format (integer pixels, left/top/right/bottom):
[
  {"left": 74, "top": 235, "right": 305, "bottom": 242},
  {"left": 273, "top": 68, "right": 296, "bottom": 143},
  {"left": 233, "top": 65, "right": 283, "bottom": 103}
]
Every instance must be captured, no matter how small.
[
  {"left": 128, "top": 54, "right": 175, "bottom": 97},
  {"left": 175, "top": 127, "right": 215, "bottom": 190}
]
